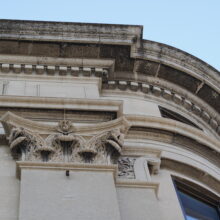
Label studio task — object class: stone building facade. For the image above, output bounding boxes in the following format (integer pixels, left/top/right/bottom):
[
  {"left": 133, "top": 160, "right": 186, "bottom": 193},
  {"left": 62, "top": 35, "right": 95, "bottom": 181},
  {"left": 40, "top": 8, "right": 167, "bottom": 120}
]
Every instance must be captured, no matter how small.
[{"left": 0, "top": 19, "right": 219, "bottom": 220}]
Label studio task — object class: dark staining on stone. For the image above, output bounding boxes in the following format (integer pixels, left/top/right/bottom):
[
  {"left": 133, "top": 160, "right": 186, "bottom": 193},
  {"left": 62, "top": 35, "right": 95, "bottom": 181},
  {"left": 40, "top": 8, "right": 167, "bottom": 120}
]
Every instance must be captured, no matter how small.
[
  {"left": 158, "top": 64, "right": 201, "bottom": 93},
  {"left": 0, "top": 40, "right": 134, "bottom": 71},
  {"left": 0, "top": 39, "right": 219, "bottom": 116},
  {"left": 100, "top": 45, "right": 134, "bottom": 71},
  {"left": 0, "top": 40, "right": 20, "bottom": 54},
  {"left": 134, "top": 60, "right": 159, "bottom": 76},
  {"left": 197, "top": 85, "right": 220, "bottom": 113},
  {"left": 60, "top": 43, "right": 100, "bottom": 58},
  {"left": 0, "top": 40, "right": 60, "bottom": 57}
]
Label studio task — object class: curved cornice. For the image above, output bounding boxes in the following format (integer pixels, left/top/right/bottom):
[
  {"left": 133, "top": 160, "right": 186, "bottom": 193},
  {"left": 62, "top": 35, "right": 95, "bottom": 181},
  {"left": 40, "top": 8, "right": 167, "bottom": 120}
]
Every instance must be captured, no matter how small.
[
  {"left": 126, "top": 115, "right": 220, "bottom": 154},
  {"left": 161, "top": 158, "right": 220, "bottom": 194},
  {"left": 0, "top": 19, "right": 219, "bottom": 122},
  {"left": 132, "top": 40, "right": 220, "bottom": 91},
  {"left": 123, "top": 140, "right": 219, "bottom": 178},
  {"left": 102, "top": 80, "right": 220, "bottom": 137}
]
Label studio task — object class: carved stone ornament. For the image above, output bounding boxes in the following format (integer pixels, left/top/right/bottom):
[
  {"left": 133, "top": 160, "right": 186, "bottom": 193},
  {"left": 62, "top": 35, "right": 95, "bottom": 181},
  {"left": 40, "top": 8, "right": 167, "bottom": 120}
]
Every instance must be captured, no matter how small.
[
  {"left": 118, "top": 156, "right": 161, "bottom": 180},
  {"left": 56, "top": 120, "right": 75, "bottom": 134},
  {"left": 1, "top": 112, "right": 130, "bottom": 165},
  {"left": 8, "top": 127, "right": 46, "bottom": 161},
  {"left": 118, "top": 157, "right": 136, "bottom": 179}
]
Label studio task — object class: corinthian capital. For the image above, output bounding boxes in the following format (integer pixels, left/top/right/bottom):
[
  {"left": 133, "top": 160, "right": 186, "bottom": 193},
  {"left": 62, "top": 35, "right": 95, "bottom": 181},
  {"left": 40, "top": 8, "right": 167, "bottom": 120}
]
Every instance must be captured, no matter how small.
[{"left": 1, "top": 112, "right": 130, "bottom": 165}]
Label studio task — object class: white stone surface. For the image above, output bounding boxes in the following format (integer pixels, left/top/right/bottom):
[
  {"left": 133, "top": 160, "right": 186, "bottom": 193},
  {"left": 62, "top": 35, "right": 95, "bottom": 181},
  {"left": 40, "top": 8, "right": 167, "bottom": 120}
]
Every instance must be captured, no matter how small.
[
  {"left": 101, "top": 95, "right": 161, "bottom": 117},
  {"left": 0, "top": 19, "right": 219, "bottom": 220},
  {"left": 117, "top": 187, "right": 161, "bottom": 220},
  {"left": 2, "top": 78, "right": 100, "bottom": 99},
  {"left": 152, "top": 170, "right": 185, "bottom": 220},
  {"left": 0, "top": 144, "right": 20, "bottom": 220},
  {"left": 134, "top": 157, "right": 151, "bottom": 181},
  {"left": 19, "top": 169, "right": 121, "bottom": 220},
  {"left": 123, "top": 98, "right": 161, "bottom": 117}
]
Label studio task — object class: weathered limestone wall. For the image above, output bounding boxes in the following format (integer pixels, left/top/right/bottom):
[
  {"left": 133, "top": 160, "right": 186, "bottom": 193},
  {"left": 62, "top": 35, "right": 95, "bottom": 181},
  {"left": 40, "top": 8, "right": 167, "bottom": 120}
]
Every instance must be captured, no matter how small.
[
  {"left": 101, "top": 95, "right": 161, "bottom": 117},
  {"left": 0, "top": 77, "right": 100, "bottom": 99},
  {"left": 0, "top": 142, "right": 20, "bottom": 220},
  {"left": 0, "top": 19, "right": 219, "bottom": 220},
  {"left": 152, "top": 170, "right": 185, "bottom": 220},
  {"left": 19, "top": 167, "right": 121, "bottom": 220},
  {"left": 117, "top": 187, "right": 161, "bottom": 220}
]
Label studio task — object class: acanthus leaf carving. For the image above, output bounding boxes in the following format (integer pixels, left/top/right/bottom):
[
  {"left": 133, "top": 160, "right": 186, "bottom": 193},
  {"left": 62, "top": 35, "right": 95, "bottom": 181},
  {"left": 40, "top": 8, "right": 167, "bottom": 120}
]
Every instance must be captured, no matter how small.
[
  {"left": 3, "top": 112, "right": 130, "bottom": 166},
  {"left": 8, "top": 127, "right": 45, "bottom": 161}
]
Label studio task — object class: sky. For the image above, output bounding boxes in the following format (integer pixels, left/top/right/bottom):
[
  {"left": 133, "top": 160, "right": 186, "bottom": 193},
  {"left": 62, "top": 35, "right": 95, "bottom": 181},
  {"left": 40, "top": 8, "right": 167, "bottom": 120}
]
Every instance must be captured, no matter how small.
[{"left": 1, "top": 0, "right": 220, "bottom": 71}]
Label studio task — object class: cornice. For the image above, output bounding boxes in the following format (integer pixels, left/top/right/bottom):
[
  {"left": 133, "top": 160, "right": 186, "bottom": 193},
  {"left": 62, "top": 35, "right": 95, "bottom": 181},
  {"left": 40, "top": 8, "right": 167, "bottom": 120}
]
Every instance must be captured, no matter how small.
[
  {"left": 127, "top": 128, "right": 220, "bottom": 170},
  {"left": 16, "top": 161, "right": 118, "bottom": 179},
  {"left": 126, "top": 115, "right": 220, "bottom": 153},
  {"left": 124, "top": 140, "right": 219, "bottom": 178},
  {"left": 0, "top": 19, "right": 142, "bottom": 45},
  {"left": 0, "top": 19, "right": 219, "bottom": 117},
  {"left": 0, "top": 54, "right": 115, "bottom": 77},
  {"left": 0, "top": 96, "right": 123, "bottom": 117},
  {"left": 102, "top": 77, "right": 220, "bottom": 137},
  {"left": 16, "top": 161, "right": 159, "bottom": 193},
  {"left": 116, "top": 179, "right": 159, "bottom": 195},
  {"left": 171, "top": 172, "right": 220, "bottom": 199},
  {"left": 161, "top": 158, "right": 220, "bottom": 194},
  {"left": 132, "top": 40, "right": 220, "bottom": 93}
]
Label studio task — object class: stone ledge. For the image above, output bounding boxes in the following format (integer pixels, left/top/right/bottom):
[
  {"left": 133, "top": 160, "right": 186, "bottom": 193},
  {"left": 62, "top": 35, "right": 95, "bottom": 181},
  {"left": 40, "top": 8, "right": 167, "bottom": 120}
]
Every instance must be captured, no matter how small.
[
  {"left": 103, "top": 80, "right": 220, "bottom": 136},
  {"left": 0, "top": 55, "right": 114, "bottom": 77},
  {"left": 0, "top": 96, "right": 123, "bottom": 117},
  {"left": 16, "top": 161, "right": 118, "bottom": 179},
  {"left": 133, "top": 41, "right": 220, "bottom": 93},
  {"left": 0, "top": 19, "right": 142, "bottom": 45},
  {"left": 116, "top": 179, "right": 159, "bottom": 195},
  {"left": 126, "top": 115, "right": 220, "bottom": 154}
]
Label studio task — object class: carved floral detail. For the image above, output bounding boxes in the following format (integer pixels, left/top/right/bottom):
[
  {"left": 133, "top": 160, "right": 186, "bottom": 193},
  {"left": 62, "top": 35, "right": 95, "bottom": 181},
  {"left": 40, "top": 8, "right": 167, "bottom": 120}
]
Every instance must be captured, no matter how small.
[
  {"left": 56, "top": 120, "right": 75, "bottom": 134},
  {"left": 8, "top": 127, "right": 45, "bottom": 161},
  {"left": 77, "top": 129, "right": 124, "bottom": 164},
  {"left": 118, "top": 156, "right": 161, "bottom": 180},
  {"left": 7, "top": 124, "right": 126, "bottom": 165},
  {"left": 118, "top": 157, "right": 136, "bottom": 179}
]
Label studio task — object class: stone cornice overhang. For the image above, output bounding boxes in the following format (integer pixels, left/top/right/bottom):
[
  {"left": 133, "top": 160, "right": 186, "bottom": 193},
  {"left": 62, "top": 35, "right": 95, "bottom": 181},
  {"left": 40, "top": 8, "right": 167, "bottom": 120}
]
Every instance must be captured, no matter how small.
[
  {"left": 132, "top": 40, "right": 220, "bottom": 93},
  {"left": 0, "top": 19, "right": 143, "bottom": 45},
  {"left": 131, "top": 40, "right": 220, "bottom": 118},
  {"left": 0, "top": 19, "right": 217, "bottom": 95},
  {"left": 0, "top": 19, "right": 219, "bottom": 130},
  {"left": 0, "top": 96, "right": 123, "bottom": 117}
]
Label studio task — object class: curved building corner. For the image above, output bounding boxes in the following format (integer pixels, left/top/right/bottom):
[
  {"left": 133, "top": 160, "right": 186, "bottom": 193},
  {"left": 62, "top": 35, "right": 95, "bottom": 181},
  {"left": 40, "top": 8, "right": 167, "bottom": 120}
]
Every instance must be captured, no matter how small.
[{"left": 0, "top": 19, "right": 219, "bottom": 220}]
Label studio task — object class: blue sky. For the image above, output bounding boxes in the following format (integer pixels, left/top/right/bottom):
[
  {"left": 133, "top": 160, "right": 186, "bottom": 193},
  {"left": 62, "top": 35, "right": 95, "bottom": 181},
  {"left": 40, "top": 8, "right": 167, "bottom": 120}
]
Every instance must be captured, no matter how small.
[{"left": 1, "top": 0, "right": 220, "bottom": 71}]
